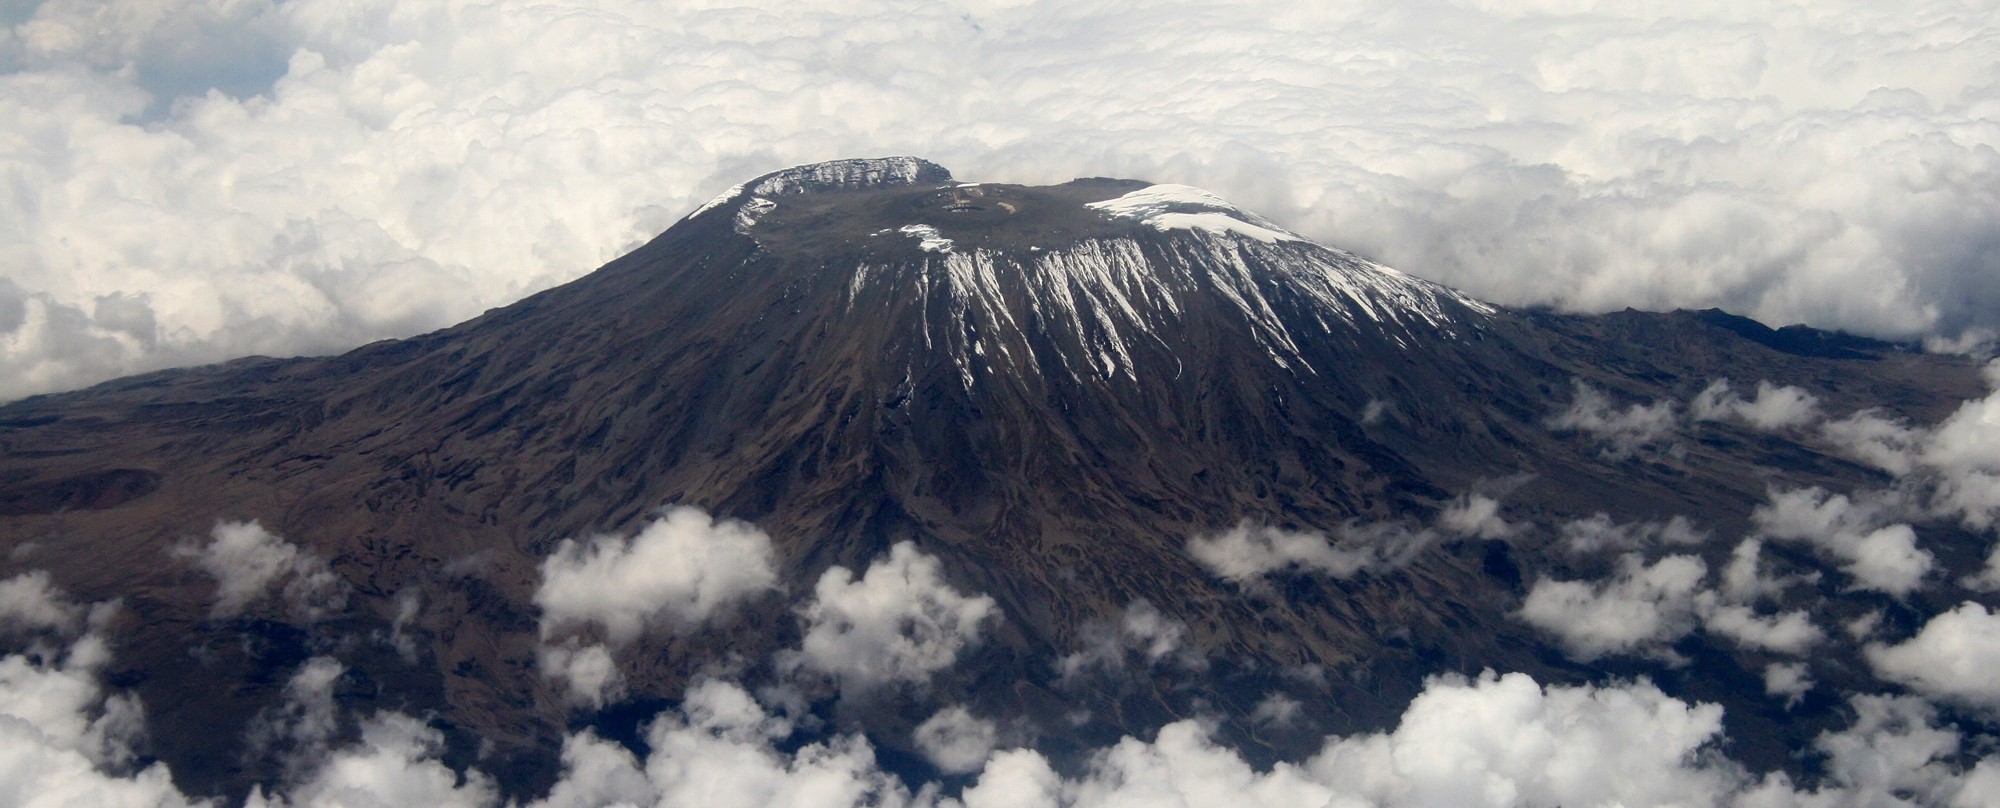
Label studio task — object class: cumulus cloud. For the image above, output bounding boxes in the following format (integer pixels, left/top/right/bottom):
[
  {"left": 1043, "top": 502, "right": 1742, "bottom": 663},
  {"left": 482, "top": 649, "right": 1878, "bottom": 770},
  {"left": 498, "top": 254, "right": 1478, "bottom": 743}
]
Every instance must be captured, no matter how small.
[
  {"left": 530, "top": 679, "right": 910, "bottom": 808},
  {"left": 914, "top": 706, "right": 1000, "bottom": 776},
  {"left": 1250, "top": 694, "right": 1303, "bottom": 728},
  {"left": 534, "top": 506, "right": 778, "bottom": 644},
  {"left": 1866, "top": 601, "right": 2000, "bottom": 712},
  {"left": 1561, "top": 512, "right": 1707, "bottom": 554},
  {"left": 175, "top": 520, "right": 346, "bottom": 621},
  {"left": 245, "top": 656, "right": 345, "bottom": 781},
  {"left": 3, "top": 0, "right": 1997, "bottom": 399},
  {"left": 247, "top": 712, "right": 498, "bottom": 808},
  {"left": 1763, "top": 662, "right": 1812, "bottom": 709},
  {"left": 0, "top": 571, "right": 200, "bottom": 807},
  {"left": 1700, "top": 602, "right": 1823, "bottom": 656},
  {"left": 1189, "top": 494, "right": 1508, "bottom": 585},
  {"left": 1752, "top": 487, "right": 1932, "bottom": 596},
  {"left": 1518, "top": 553, "right": 1708, "bottom": 661},
  {"left": 1056, "top": 600, "right": 1201, "bottom": 682},
  {"left": 537, "top": 639, "right": 624, "bottom": 710},
  {"left": 1814, "top": 362, "right": 2000, "bottom": 534},
  {"left": 1548, "top": 380, "right": 1679, "bottom": 459},
  {"left": 1520, "top": 550, "right": 1822, "bottom": 661},
  {"left": 1435, "top": 493, "right": 1515, "bottom": 540},
  {"left": 1693, "top": 379, "right": 1821, "bottom": 431},
  {"left": 783, "top": 541, "right": 998, "bottom": 692}
]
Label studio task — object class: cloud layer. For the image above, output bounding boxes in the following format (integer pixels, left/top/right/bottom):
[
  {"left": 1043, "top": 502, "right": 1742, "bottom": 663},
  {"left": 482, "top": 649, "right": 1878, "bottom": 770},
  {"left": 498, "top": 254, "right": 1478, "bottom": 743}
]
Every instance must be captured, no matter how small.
[{"left": 2, "top": 0, "right": 1997, "bottom": 398}]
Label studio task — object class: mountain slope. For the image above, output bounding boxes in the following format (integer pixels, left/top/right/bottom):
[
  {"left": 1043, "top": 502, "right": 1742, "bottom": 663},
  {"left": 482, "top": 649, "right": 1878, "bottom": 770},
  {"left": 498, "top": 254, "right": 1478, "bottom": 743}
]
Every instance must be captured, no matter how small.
[{"left": 0, "top": 157, "right": 1987, "bottom": 799}]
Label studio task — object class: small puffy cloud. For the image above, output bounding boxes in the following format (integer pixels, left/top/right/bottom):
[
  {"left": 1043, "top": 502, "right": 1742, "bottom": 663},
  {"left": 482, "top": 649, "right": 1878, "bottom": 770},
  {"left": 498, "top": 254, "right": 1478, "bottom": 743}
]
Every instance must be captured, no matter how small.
[
  {"left": 1919, "top": 375, "right": 2000, "bottom": 530},
  {"left": 1306, "top": 672, "right": 1742, "bottom": 808},
  {"left": 534, "top": 507, "right": 778, "bottom": 644},
  {"left": 1820, "top": 409, "right": 1927, "bottom": 476},
  {"left": 1250, "top": 694, "right": 1303, "bottom": 728},
  {"left": 1699, "top": 601, "right": 1822, "bottom": 656},
  {"left": 1187, "top": 495, "right": 1502, "bottom": 586},
  {"left": 1561, "top": 513, "right": 1706, "bottom": 555},
  {"left": 1800, "top": 695, "right": 1975, "bottom": 807},
  {"left": 1520, "top": 552, "right": 1824, "bottom": 660},
  {"left": 605, "top": 679, "right": 908, "bottom": 808},
  {"left": 1753, "top": 487, "right": 1932, "bottom": 596},
  {"left": 784, "top": 542, "right": 998, "bottom": 692},
  {"left": 956, "top": 749, "right": 1061, "bottom": 808},
  {"left": 913, "top": 706, "right": 999, "bottom": 775},
  {"left": 175, "top": 521, "right": 346, "bottom": 621},
  {"left": 537, "top": 640, "right": 624, "bottom": 710},
  {"left": 1692, "top": 379, "right": 1821, "bottom": 431},
  {"left": 1057, "top": 600, "right": 1201, "bottom": 681},
  {"left": 245, "top": 656, "right": 345, "bottom": 779},
  {"left": 1966, "top": 549, "right": 2000, "bottom": 592},
  {"left": 1718, "top": 538, "right": 1816, "bottom": 603},
  {"left": 1547, "top": 381, "right": 1678, "bottom": 459},
  {"left": 0, "top": 570, "right": 83, "bottom": 634},
  {"left": 1866, "top": 601, "right": 2000, "bottom": 712},
  {"left": 1763, "top": 662, "right": 1812, "bottom": 709},
  {"left": 0, "top": 572, "right": 201, "bottom": 807},
  {"left": 1188, "top": 523, "right": 1411, "bottom": 583},
  {"left": 1518, "top": 553, "right": 1707, "bottom": 662},
  {"left": 1436, "top": 493, "right": 1514, "bottom": 540},
  {"left": 247, "top": 713, "right": 498, "bottom": 808}
]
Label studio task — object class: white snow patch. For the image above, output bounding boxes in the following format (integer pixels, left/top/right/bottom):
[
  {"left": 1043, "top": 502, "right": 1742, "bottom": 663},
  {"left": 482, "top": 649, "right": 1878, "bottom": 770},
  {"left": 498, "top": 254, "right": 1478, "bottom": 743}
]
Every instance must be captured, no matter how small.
[
  {"left": 732, "top": 197, "right": 776, "bottom": 235},
  {"left": 900, "top": 224, "right": 954, "bottom": 253},
  {"left": 1088, "top": 184, "right": 1300, "bottom": 243},
  {"left": 687, "top": 182, "right": 746, "bottom": 220}
]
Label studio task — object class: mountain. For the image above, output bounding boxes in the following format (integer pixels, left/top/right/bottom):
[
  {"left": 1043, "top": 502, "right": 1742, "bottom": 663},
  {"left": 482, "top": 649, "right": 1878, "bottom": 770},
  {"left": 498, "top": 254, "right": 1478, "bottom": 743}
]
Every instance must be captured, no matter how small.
[{"left": 0, "top": 157, "right": 1990, "bottom": 801}]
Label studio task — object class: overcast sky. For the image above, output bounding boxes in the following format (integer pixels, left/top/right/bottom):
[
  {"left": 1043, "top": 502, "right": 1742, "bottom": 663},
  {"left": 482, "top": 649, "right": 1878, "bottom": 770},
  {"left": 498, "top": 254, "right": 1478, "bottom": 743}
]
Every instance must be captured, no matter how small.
[{"left": 0, "top": 0, "right": 1995, "bottom": 399}]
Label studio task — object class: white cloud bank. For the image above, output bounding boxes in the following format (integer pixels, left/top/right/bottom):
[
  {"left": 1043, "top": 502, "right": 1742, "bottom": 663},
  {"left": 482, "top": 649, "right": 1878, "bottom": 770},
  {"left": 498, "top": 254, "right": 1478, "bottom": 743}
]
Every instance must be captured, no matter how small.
[{"left": 2, "top": 0, "right": 1997, "bottom": 399}]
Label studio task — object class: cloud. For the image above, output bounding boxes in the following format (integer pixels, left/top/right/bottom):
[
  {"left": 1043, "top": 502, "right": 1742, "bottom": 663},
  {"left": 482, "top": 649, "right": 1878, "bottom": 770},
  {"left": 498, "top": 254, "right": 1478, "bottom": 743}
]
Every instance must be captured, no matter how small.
[
  {"left": 1056, "top": 599, "right": 1202, "bottom": 682},
  {"left": 1752, "top": 487, "right": 1932, "bottom": 596},
  {"left": 1692, "top": 379, "right": 1821, "bottom": 431},
  {"left": 1560, "top": 512, "right": 1707, "bottom": 554},
  {"left": 247, "top": 712, "right": 498, "bottom": 808},
  {"left": 3, "top": 0, "right": 1998, "bottom": 399},
  {"left": 1763, "top": 662, "right": 1812, "bottom": 709},
  {"left": 1250, "top": 694, "right": 1303, "bottom": 728},
  {"left": 782, "top": 541, "right": 998, "bottom": 692},
  {"left": 175, "top": 520, "right": 347, "bottom": 621},
  {"left": 1866, "top": 601, "right": 2000, "bottom": 713},
  {"left": 533, "top": 506, "right": 778, "bottom": 644},
  {"left": 1188, "top": 495, "right": 1507, "bottom": 585},
  {"left": 1547, "top": 380, "right": 1678, "bottom": 459},
  {"left": 244, "top": 656, "right": 345, "bottom": 781},
  {"left": 1814, "top": 362, "right": 2000, "bottom": 534},
  {"left": 530, "top": 679, "right": 910, "bottom": 808},
  {"left": 536, "top": 640, "right": 624, "bottom": 709},
  {"left": 1518, "top": 553, "right": 1708, "bottom": 661},
  {"left": 1436, "top": 493, "right": 1515, "bottom": 540},
  {"left": 913, "top": 706, "right": 999, "bottom": 776},
  {"left": 1699, "top": 602, "right": 1823, "bottom": 656},
  {"left": 1519, "top": 550, "right": 1822, "bottom": 660},
  {"left": 0, "top": 571, "right": 202, "bottom": 807}
]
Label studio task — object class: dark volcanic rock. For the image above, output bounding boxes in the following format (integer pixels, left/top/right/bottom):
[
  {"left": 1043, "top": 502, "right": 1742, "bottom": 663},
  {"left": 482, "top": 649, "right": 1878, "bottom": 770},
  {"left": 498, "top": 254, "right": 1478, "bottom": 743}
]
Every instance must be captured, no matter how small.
[{"left": 0, "top": 157, "right": 1985, "bottom": 800}]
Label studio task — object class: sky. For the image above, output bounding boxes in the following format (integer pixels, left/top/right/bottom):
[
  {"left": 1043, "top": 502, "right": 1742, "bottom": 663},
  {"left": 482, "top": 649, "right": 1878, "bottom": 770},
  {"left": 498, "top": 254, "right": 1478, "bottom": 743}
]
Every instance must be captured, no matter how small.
[{"left": 0, "top": 0, "right": 1996, "bottom": 400}]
